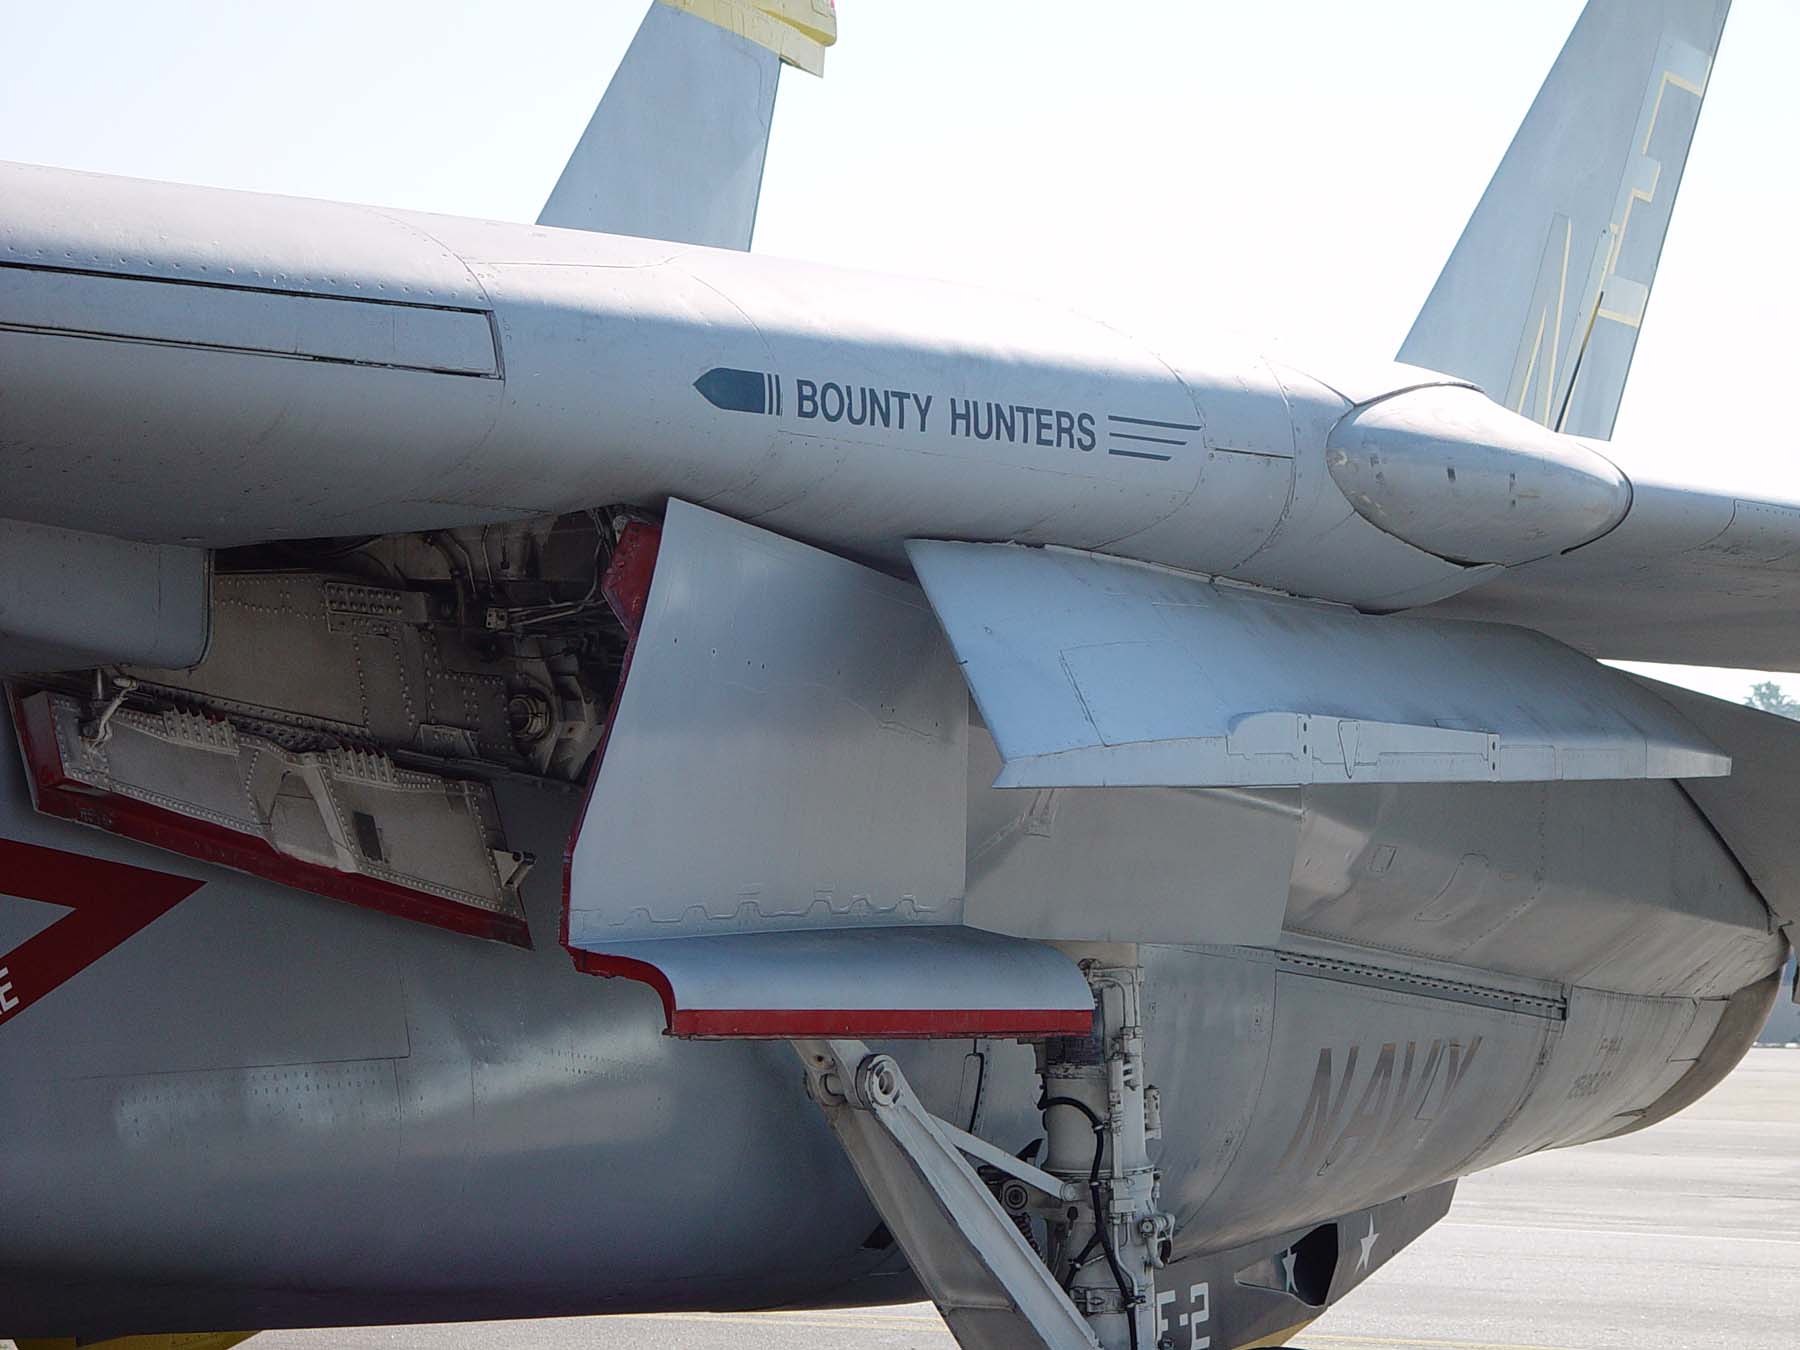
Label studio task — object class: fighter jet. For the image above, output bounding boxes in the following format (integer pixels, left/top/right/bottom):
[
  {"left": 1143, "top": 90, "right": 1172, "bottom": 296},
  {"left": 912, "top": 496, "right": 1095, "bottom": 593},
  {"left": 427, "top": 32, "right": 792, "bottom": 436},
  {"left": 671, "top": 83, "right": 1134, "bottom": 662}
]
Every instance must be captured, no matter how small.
[{"left": 0, "top": 2, "right": 1792, "bottom": 1348}]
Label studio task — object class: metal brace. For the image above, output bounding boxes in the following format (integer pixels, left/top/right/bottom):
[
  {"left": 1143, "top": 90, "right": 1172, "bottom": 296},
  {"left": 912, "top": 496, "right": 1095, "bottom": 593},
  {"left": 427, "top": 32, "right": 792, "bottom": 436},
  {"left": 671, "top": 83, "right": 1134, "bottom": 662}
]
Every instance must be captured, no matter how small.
[
  {"left": 794, "top": 1038, "right": 1103, "bottom": 1350},
  {"left": 792, "top": 952, "right": 1173, "bottom": 1350}
]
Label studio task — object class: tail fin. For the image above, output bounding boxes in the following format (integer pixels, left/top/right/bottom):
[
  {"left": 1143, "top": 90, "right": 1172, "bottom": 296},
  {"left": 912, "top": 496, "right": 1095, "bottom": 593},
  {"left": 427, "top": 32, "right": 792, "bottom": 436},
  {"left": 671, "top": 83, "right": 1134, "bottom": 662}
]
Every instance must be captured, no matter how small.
[
  {"left": 537, "top": 1, "right": 837, "bottom": 250},
  {"left": 1397, "top": 0, "right": 1730, "bottom": 440}
]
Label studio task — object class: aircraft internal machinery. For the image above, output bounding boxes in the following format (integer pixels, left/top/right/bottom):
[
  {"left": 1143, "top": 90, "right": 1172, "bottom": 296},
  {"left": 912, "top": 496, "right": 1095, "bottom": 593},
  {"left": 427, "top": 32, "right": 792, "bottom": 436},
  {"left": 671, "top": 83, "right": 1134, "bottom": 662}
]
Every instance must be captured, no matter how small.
[{"left": 0, "top": 3, "right": 1793, "bottom": 1349}]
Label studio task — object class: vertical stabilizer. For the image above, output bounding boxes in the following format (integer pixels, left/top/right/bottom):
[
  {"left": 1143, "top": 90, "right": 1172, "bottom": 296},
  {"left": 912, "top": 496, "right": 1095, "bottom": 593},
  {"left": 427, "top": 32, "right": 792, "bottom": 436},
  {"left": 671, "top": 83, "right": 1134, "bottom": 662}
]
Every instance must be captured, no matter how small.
[
  {"left": 537, "top": 1, "right": 837, "bottom": 250},
  {"left": 1398, "top": 0, "right": 1730, "bottom": 439}
]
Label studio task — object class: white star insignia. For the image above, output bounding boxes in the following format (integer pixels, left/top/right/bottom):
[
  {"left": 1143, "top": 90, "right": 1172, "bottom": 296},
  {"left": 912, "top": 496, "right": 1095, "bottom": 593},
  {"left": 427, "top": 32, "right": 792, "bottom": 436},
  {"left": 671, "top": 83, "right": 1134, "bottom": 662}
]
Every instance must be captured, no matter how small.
[{"left": 1357, "top": 1215, "right": 1380, "bottom": 1272}]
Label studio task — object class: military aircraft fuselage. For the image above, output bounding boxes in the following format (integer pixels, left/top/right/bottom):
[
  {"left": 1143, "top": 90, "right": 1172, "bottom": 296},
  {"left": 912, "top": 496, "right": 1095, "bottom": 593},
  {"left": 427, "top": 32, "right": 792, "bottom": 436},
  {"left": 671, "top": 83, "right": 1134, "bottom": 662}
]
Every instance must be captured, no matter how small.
[
  {"left": 0, "top": 107, "right": 1789, "bottom": 1345},
  {"left": 0, "top": 160, "right": 1626, "bottom": 617},
  {"left": 0, "top": 699, "right": 1780, "bottom": 1337}
]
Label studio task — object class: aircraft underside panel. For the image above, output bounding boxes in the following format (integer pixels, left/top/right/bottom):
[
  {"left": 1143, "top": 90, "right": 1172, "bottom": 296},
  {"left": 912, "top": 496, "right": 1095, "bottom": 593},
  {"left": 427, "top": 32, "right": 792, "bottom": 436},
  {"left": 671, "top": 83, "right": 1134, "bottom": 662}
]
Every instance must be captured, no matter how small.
[
  {"left": 908, "top": 539, "right": 1729, "bottom": 789},
  {"left": 0, "top": 672, "right": 1787, "bottom": 1340}
]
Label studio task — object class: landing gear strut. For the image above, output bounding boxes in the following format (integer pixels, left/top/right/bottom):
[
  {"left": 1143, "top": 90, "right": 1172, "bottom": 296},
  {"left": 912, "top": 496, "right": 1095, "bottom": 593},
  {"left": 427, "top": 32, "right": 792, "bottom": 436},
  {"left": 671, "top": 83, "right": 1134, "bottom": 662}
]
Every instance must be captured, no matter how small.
[{"left": 794, "top": 949, "right": 1173, "bottom": 1350}]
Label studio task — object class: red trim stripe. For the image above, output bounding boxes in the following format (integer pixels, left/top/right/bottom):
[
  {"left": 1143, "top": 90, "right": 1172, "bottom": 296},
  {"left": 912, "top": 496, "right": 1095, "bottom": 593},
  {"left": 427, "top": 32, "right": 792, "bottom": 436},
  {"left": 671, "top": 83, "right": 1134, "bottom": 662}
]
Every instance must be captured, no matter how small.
[
  {"left": 669, "top": 1006, "right": 1094, "bottom": 1040},
  {"left": 572, "top": 949, "right": 1091, "bottom": 1040}
]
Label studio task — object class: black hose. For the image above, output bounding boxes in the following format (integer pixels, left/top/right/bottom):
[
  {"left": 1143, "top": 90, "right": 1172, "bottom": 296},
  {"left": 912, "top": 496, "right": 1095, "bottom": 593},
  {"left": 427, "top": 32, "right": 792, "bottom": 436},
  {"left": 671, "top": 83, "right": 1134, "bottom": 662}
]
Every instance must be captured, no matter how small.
[
  {"left": 1040, "top": 1094, "right": 1140, "bottom": 1349},
  {"left": 1091, "top": 1183, "right": 1139, "bottom": 1350},
  {"left": 1063, "top": 1230, "right": 1102, "bottom": 1286}
]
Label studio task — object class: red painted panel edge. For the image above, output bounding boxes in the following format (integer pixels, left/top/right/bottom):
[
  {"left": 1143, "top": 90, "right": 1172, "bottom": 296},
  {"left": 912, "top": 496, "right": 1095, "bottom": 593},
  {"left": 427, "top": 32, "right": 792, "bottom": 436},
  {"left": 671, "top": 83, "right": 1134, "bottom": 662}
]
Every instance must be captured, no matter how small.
[
  {"left": 569, "top": 949, "right": 678, "bottom": 1025},
  {"left": 573, "top": 949, "right": 1089, "bottom": 1040},
  {"left": 668, "top": 1006, "right": 1094, "bottom": 1040},
  {"left": 7, "top": 685, "right": 530, "bottom": 948}
]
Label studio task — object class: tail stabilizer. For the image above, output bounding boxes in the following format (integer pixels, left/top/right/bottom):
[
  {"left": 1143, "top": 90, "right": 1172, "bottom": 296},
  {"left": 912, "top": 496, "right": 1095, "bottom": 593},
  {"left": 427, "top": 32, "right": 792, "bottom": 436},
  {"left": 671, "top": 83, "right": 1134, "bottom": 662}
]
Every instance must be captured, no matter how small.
[
  {"left": 1398, "top": 0, "right": 1730, "bottom": 439},
  {"left": 537, "top": 0, "right": 837, "bottom": 250}
]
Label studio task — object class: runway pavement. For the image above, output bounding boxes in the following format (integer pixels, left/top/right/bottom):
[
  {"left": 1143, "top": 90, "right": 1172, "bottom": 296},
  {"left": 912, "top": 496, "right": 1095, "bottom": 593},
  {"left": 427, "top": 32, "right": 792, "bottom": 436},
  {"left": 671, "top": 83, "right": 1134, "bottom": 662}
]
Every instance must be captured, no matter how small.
[{"left": 258, "top": 1048, "right": 1799, "bottom": 1350}]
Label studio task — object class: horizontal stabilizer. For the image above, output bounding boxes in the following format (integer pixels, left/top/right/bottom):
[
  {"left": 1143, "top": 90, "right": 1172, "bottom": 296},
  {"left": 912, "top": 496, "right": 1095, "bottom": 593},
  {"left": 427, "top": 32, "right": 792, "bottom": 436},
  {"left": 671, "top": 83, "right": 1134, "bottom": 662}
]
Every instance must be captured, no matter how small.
[
  {"left": 907, "top": 541, "right": 1728, "bottom": 789},
  {"left": 574, "top": 927, "right": 1094, "bottom": 1039},
  {"left": 1418, "top": 477, "right": 1800, "bottom": 672},
  {"left": 1399, "top": 0, "right": 1731, "bottom": 439},
  {"left": 538, "top": 1, "right": 837, "bottom": 248}
]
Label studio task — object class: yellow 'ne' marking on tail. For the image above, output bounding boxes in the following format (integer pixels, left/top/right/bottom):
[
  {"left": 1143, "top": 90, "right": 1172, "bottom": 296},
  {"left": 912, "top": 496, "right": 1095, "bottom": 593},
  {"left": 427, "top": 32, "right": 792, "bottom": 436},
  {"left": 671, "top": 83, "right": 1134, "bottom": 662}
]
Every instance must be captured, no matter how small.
[
  {"left": 1546, "top": 214, "right": 1571, "bottom": 423},
  {"left": 1644, "top": 67, "right": 1710, "bottom": 156},
  {"left": 659, "top": 0, "right": 838, "bottom": 75},
  {"left": 1515, "top": 309, "right": 1547, "bottom": 417}
]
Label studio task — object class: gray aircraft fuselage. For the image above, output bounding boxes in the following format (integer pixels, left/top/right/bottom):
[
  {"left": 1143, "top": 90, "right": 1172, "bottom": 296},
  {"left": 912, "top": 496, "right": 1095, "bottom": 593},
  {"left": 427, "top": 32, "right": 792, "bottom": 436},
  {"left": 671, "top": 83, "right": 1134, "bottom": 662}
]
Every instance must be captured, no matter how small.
[
  {"left": 0, "top": 48, "right": 1790, "bottom": 1341},
  {"left": 0, "top": 701, "right": 1780, "bottom": 1336},
  {"left": 0, "top": 160, "right": 1621, "bottom": 618}
]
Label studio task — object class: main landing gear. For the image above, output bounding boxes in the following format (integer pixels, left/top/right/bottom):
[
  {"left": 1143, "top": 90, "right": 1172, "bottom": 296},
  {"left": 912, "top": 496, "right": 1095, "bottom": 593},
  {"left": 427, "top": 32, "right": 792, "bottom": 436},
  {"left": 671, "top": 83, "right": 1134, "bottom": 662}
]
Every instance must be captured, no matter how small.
[{"left": 794, "top": 952, "right": 1173, "bottom": 1350}]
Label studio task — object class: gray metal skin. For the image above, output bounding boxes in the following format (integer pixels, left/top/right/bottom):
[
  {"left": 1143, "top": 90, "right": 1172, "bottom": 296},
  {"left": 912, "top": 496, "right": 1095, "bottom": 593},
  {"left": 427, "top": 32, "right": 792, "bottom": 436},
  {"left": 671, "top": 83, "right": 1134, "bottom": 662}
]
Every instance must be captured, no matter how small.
[
  {"left": 0, "top": 697, "right": 1783, "bottom": 1339},
  {"left": 1400, "top": 0, "right": 1730, "bottom": 442},
  {"left": 0, "top": 519, "right": 208, "bottom": 672},
  {"left": 538, "top": 2, "right": 781, "bottom": 248},
  {"left": 0, "top": 1, "right": 1793, "bottom": 1340},
  {"left": 908, "top": 537, "right": 1728, "bottom": 789},
  {"left": 10, "top": 153, "right": 1800, "bottom": 670},
  {"left": 0, "top": 161, "right": 1607, "bottom": 620},
  {"left": 1761, "top": 958, "right": 1800, "bottom": 1044}
]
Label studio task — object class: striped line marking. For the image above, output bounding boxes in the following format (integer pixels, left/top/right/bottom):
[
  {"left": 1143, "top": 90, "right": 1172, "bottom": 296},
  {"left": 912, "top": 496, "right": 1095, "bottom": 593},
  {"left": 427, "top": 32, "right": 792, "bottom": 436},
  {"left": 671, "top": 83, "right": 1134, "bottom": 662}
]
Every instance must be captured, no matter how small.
[
  {"left": 1106, "top": 412, "right": 1189, "bottom": 461},
  {"left": 1109, "top": 413, "right": 1202, "bottom": 432}
]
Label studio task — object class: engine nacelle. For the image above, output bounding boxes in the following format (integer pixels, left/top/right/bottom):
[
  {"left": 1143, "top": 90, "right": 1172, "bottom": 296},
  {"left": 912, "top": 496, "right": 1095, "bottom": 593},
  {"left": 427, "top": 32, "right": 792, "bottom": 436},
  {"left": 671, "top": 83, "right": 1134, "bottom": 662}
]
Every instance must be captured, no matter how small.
[{"left": 1325, "top": 384, "right": 1631, "bottom": 566}]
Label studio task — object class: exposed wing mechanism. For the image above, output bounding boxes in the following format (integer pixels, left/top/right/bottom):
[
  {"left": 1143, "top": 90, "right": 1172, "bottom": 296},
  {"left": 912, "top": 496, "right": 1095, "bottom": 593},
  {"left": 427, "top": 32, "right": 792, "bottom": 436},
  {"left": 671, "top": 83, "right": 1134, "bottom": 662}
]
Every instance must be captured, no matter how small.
[
  {"left": 906, "top": 540, "right": 1727, "bottom": 789},
  {"left": 537, "top": 0, "right": 837, "bottom": 249}
]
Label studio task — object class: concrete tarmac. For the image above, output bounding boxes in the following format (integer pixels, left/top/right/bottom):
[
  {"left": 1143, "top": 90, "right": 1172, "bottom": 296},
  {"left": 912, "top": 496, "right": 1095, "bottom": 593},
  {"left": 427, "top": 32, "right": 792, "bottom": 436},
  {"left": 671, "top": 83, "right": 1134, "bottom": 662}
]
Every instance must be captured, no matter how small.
[{"left": 258, "top": 1048, "right": 1800, "bottom": 1350}]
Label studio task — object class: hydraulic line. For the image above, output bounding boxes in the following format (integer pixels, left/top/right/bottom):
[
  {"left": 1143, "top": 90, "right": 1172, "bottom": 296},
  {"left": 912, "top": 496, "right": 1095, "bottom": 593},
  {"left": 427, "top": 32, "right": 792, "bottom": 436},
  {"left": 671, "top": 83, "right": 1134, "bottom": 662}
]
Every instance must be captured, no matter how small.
[{"left": 1040, "top": 1093, "right": 1139, "bottom": 1350}]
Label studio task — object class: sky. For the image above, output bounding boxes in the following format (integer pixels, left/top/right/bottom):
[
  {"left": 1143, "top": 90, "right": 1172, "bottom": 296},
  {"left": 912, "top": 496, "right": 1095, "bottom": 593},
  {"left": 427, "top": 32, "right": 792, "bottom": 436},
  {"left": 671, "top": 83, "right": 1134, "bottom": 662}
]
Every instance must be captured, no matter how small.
[{"left": 1, "top": 0, "right": 1795, "bottom": 704}]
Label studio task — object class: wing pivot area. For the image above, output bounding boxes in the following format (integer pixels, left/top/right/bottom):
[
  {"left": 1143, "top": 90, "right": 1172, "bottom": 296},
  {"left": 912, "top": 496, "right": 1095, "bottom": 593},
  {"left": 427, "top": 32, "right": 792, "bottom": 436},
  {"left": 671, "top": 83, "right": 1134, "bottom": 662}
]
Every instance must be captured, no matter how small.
[
  {"left": 906, "top": 540, "right": 1726, "bottom": 790},
  {"left": 562, "top": 501, "right": 1091, "bottom": 1040}
]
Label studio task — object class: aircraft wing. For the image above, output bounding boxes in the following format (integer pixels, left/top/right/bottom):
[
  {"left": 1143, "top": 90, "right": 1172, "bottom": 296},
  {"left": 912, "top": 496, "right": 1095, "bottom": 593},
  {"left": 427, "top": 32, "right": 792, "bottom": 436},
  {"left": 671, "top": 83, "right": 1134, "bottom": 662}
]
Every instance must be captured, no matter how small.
[
  {"left": 1420, "top": 474, "right": 1800, "bottom": 672},
  {"left": 906, "top": 539, "right": 1727, "bottom": 789}
]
